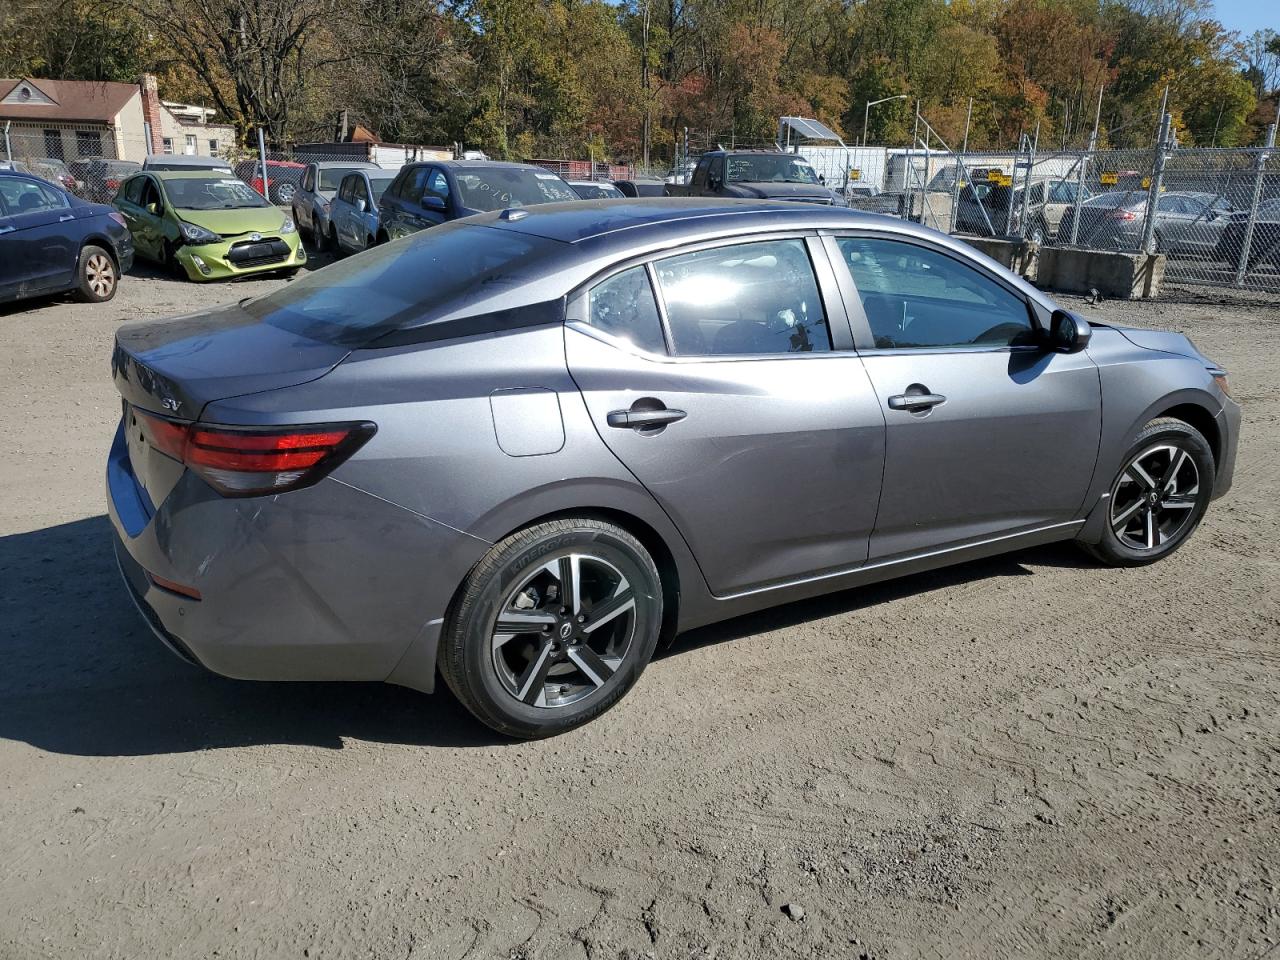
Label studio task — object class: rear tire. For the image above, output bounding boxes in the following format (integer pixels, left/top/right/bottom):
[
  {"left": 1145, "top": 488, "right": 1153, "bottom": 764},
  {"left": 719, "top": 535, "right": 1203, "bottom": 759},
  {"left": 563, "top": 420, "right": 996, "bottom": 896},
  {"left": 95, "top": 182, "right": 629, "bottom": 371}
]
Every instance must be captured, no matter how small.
[
  {"left": 74, "top": 245, "right": 117, "bottom": 302},
  {"left": 1079, "top": 418, "right": 1215, "bottom": 567},
  {"left": 440, "top": 518, "right": 663, "bottom": 739},
  {"left": 313, "top": 215, "right": 330, "bottom": 252}
]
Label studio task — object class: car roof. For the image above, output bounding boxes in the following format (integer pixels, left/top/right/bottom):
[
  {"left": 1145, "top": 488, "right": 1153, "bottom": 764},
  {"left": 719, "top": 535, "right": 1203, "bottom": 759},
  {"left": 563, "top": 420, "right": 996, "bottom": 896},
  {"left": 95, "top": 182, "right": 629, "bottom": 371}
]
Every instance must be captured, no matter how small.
[
  {"left": 145, "top": 154, "right": 230, "bottom": 165},
  {"left": 309, "top": 160, "right": 379, "bottom": 168},
  {"left": 478, "top": 197, "right": 939, "bottom": 247}
]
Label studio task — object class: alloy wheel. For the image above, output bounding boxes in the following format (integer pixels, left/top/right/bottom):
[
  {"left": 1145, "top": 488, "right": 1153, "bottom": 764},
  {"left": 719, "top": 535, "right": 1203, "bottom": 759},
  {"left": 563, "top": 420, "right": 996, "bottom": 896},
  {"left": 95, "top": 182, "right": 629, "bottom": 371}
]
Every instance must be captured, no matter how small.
[
  {"left": 1109, "top": 442, "right": 1201, "bottom": 551},
  {"left": 491, "top": 552, "right": 636, "bottom": 709},
  {"left": 85, "top": 253, "right": 115, "bottom": 297}
]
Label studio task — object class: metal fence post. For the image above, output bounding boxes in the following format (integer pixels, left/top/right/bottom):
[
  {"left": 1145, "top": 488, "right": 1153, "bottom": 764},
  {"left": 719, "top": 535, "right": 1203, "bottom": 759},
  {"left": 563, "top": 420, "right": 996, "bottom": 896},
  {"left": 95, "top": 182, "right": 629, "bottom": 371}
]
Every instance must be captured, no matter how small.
[
  {"left": 1140, "top": 91, "right": 1171, "bottom": 255},
  {"left": 257, "top": 128, "right": 270, "bottom": 202},
  {"left": 949, "top": 98, "right": 973, "bottom": 233},
  {"left": 1018, "top": 121, "right": 1040, "bottom": 239},
  {"left": 1069, "top": 86, "right": 1104, "bottom": 246},
  {"left": 1235, "top": 120, "right": 1277, "bottom": 286}
]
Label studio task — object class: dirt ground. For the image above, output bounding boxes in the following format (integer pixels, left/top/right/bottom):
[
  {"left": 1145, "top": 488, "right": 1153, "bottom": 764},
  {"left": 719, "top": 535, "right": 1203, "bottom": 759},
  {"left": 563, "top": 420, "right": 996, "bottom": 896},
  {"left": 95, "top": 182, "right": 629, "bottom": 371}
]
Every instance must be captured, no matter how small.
[{"left": 1, "top": 258, "right": 1278, "bottom": 960}]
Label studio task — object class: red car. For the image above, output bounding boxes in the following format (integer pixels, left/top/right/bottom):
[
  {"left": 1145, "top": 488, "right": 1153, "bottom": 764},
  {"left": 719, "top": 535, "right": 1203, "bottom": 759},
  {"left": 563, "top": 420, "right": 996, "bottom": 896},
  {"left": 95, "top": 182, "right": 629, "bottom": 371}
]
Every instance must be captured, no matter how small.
[{"left": 235, "top": 159, "right": 306, "bottom": 204}]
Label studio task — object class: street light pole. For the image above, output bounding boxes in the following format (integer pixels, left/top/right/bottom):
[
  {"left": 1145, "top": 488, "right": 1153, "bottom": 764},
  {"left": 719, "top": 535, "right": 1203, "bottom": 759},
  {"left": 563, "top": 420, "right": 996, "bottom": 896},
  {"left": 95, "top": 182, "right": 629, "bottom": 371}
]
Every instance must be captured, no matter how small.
[{"left": 862, "top": 95, "right": 910, "bottom": 147}]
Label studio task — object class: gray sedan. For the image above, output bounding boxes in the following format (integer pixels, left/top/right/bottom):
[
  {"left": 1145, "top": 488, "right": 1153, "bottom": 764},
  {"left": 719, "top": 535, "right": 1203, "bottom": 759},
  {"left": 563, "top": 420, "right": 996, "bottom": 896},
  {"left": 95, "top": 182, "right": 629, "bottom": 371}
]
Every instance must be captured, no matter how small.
[{"left": 108, "top": 200, "right": 1240, "bottom": 738}]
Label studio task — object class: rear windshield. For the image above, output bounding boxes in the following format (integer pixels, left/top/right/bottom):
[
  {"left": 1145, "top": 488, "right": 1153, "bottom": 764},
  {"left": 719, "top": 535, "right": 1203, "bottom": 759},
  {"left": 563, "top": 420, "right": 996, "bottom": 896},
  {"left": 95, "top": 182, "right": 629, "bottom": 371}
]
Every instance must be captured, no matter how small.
[
  {"left": 165, "top": 177, "right": 271, "bottom": 210},
  {"left": 454, "top": 168, "right": 577, "bottom": 211},
  {"left": 571, "top": 183, "right": 624, "bottom": 200},
  {"left": 319, "top": 167, "right": 373, "bottom": 190},
  {"left": 727, "top": 155, "right": 820, "bottom": 184},
  {"left": 244, "top": 222, "right": 561, "bottom": 345}
]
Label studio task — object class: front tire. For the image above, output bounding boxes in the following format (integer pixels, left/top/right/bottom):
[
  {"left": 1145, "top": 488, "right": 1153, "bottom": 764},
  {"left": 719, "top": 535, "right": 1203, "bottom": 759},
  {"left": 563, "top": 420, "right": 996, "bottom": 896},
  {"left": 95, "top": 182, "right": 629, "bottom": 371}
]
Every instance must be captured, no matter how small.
[
  {"left": 1081, "top": 418, "right": 1215, "bottom": 566},
  {"left": 74, "top": 245, "right": 117, "bottom": 302},
  {"left": 440, "top": 519, "right": 663, "bottom": 739}
]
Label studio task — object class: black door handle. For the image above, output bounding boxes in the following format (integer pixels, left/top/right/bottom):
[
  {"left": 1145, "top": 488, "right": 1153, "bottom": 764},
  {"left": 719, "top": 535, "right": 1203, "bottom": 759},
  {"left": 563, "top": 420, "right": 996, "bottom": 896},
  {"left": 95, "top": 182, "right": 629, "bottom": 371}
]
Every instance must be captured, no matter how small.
[
  {"left": 607, "top": 406, "right": 687, "bottom": 429},
  {"left": 887, "top": 392, "right": 947, "bottom": 411}
]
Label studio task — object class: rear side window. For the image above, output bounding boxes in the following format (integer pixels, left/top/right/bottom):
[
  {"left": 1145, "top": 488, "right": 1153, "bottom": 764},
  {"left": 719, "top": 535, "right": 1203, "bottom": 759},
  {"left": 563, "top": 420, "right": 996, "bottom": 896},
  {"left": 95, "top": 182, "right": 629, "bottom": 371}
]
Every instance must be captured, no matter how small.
[
  {"left": 653, "top": 239, "right": 831, "bottom": 356},
  {"left": 586, "top": 267, "right": 667, "bottom": 355},
  {"left": 836, "top": 237, "right": 1034, "bottom": 350},
  {"left": 245, "top": 222, "right": 560, "bottom": 345}
]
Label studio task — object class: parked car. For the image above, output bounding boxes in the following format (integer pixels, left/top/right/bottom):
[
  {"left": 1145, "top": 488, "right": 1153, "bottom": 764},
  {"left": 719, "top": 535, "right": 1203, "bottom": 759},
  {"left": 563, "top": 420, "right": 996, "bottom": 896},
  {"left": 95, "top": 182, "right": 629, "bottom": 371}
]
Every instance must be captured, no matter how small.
[
  {"left": 568, "top": 180, "right": 625, "bottom": 200},
  {"left": 1214, "top": 198, "right": 1280, "bottom": 269},
  {"left": 327, "top": 168, "right": 398, "bottom": 254},
  {"left": 113, "top": 170, "right": 304, "bottom": 281},
  {"left": 68, "top": 158, "right": 142, "bottom": 203},
  {"left": 20, "top": 157, "right": 79, "bottom": 193},
  {"left": 234, "top": 159, "right": 306, "bottom": 205},
  {"left": 1057, "top": 190, "right": 1234, "bottom": 255},
  {"left": 376, "top": 161, "right": 577, "bottom": 242},
  {"left": 291, "top": 160, "right": 381, "bottom": 250},
  {"left": 107, "top": 200, "right": 1238, "bottom": 738},
  {"left": 613, "top": 179, "right": 667, "bottom": 198},
  {"left": 144, "top": 154, "right": 234, "bottom": 175},
  {"left": 955, "top": 179, "right": 1091, "bottom": 242},
  {"left": 0, "top": 169, "right": 133, "bottom": 304},
  {"left": 666, "top": 150, "right": 844, "bottom": 204}
]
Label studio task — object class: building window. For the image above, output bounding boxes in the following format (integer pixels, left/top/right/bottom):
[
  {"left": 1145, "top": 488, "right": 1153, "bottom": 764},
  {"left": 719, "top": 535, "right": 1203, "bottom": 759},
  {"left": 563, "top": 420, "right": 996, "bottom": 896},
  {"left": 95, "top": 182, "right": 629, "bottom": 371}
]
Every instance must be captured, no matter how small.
[
  {"left": 75, "top": 130, "right": 100, "bottom": 158},
  {"left": 43, "top": 129, "right": 62, "bottom": 159},
  {"left": 208, "top": 139, "right": 218, "bottom": 154},
  {"left": 185, "top": 134, "right": 196, "bottom": 154},
  {"left": 162, "top": 138, "right": 173, "bottom": 154}
]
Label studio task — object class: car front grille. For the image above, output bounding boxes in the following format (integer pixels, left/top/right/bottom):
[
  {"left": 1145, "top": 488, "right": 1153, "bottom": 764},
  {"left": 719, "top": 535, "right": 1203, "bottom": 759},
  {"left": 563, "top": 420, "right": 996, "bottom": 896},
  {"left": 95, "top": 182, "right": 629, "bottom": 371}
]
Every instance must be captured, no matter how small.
[{"left": 226, "top": 237, "right": 289, "bottom": 268}]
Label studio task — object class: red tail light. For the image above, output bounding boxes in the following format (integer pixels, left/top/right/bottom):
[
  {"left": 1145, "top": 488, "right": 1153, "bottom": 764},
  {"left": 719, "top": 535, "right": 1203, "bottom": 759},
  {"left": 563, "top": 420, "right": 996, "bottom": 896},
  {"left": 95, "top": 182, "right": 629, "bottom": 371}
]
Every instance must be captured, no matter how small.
[
  {"left": 1108, "top": 209, "right": 1137, "bottom": 221},
  {"left": 135, "top": 410, "right": 375, "bottom": 497}
]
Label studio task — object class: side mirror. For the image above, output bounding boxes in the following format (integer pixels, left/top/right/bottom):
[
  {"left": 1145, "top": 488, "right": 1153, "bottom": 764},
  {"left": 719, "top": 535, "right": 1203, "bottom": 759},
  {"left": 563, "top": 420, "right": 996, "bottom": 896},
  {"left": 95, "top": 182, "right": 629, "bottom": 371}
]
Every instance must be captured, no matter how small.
[
  {"left": 819, "top": 174, "right": 826, "bottom": 185},
  {"left": 1046, "top": 309, "right": 1091, "bottom": 353},
  {"left": 145, "top": 202, "right": 158, "bottom": 215},
  {"left": 422, "top": 194, "right": 446, "bottom": 212},
  {"left": 354, "top": 197, "right": 367, "bottom": 213}
]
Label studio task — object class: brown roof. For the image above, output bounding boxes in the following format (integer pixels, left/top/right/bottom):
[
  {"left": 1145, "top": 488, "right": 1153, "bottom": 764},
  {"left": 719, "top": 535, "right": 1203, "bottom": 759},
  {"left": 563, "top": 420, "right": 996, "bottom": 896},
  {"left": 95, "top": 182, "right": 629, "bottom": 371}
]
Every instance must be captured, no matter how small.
[{"left": 0, "top": 78, "right": 139, "bottom": 123}]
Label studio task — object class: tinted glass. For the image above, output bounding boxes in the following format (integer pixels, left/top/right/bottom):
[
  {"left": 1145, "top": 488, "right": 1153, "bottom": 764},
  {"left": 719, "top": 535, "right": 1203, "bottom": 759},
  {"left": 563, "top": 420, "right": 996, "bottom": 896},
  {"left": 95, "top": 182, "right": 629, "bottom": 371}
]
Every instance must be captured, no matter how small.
[
  {"left": 837, "top": 237, "right": 1034, "bottom": 350},
  {"left": 164, "top": 176, "right": 271, "bottom": 210},
  {"left": 244, "top": 222, "right": 558, "bottom": 345},
  {"left": 122, "top": 175, "right": 145, "bottom": 204},
  {"left": 586, "top": 267, "right": 666, "bottom": 354},
  {"left": 338, "top": 175, "right": 355, "bottom": 203},
  {"left": 726, "top": 155, "right": 819, "bottom": 184},
  {"left": 454, "top": 168, "right": 576, "bottom": 211},
  {"left": 369, "top": 174, "right": 395, "bottom": 203},
  {"left": 654, "top": 239, "right": 831, "bottom": 356},
  {"left": 426, "top": 169, "right": 450, "bottom": 200},
  {"left": 399, "top": 166, "right": 430, "bottom": 203},
  {"left": 571, "top": 183, "right": 624, "bottom": 199}
]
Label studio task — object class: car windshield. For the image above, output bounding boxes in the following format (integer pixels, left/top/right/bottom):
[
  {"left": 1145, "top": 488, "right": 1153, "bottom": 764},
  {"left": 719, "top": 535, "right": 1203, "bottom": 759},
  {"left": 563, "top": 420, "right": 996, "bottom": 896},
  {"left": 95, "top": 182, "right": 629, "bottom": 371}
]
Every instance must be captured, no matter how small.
[
  {"left": 369, "top": 175, "right": 395, "bottom": 203},
  {"left": 243, "top": 221, "right": 560, "bottom": 345},
  {"left": 164, "top": 177, "right": 272, "bottom": 210},
  {"left": 726, "top": 155, "right": 820, "bottom": 184},
  {"left": 454, "top": 168, "right": 577, "bottom": 211},
  {"left": 319, "top": 167, "right": 373, "bottom": 190}
]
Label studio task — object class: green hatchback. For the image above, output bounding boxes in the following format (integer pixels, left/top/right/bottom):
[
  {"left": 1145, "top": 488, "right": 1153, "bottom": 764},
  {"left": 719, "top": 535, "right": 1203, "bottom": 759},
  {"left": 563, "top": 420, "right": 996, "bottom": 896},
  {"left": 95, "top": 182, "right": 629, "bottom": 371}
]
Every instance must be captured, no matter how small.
[{"left": 113, "top": 171, "right": 305, "bottom": 281}]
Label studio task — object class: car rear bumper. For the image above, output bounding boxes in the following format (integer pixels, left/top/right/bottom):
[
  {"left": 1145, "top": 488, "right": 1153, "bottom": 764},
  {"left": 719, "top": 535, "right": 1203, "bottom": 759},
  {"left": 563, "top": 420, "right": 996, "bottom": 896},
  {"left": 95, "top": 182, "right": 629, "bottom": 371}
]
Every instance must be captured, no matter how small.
[
  {"left": 176, "top": 233, "right": 305, "bottom": 281},
  {"left": 106, "top": 417, "right": 486, "bottom": 692}
]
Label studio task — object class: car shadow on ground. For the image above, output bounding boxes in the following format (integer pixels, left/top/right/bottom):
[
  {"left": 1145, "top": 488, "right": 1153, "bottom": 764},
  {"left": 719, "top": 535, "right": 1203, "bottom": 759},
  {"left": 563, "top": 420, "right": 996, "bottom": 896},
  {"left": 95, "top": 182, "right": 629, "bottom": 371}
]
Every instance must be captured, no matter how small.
[{"left": 0, "top": 515, "right": 1093, "bottom": 758}]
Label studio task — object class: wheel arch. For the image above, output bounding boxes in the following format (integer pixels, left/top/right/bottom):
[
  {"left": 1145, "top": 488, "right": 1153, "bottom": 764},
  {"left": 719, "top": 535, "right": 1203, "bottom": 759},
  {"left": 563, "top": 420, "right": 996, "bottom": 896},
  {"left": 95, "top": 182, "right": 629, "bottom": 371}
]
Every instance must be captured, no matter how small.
[{"left": 1153, "top": 400, "right": 1221, "bottom": 466}]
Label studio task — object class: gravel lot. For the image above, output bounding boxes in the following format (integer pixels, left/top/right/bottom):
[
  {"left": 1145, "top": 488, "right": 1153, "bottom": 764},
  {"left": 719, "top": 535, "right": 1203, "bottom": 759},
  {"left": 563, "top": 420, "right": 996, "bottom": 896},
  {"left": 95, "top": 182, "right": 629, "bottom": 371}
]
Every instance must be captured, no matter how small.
[{"left": 1, "top": 259, "right": 1278, "bottom": 960}]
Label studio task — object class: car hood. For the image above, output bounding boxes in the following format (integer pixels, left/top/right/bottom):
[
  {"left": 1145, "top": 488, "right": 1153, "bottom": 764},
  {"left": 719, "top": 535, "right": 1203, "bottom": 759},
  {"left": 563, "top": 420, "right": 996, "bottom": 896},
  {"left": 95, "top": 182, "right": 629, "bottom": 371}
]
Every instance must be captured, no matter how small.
[
  {"left": 112, "top": 301, "right": 350, "bottom": 419},
  {"left": 724, "top": 182, "right": 838, "bottom": 202},
  {"left": 173, "top": 207, "right": 288, "bottom": 237},
  {"left": 1110, "top": 325, "right": 1215, "bottom": 366}
]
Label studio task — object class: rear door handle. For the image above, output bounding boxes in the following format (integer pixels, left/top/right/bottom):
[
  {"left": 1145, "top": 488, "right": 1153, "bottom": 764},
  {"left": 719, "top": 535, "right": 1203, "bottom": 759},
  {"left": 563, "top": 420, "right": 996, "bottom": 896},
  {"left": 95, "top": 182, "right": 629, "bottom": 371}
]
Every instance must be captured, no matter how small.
[
  {"left": 59, "top": 214, "right": 74, "bottom": 222},
  {"left": 607, "top": 407, "right": 687, "bottom": 429},
  {"left": 887, "top": 392, "right": 947, "bottom": 411}
]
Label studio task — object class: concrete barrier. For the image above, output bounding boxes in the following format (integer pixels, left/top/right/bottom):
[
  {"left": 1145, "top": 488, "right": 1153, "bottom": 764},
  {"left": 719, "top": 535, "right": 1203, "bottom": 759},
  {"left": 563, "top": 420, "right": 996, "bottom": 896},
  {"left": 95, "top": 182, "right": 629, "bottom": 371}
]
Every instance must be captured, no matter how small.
[
  {"left": 1035, "top": 246, "right": 1165, "bottom": 300},
  {"left": 957, "top": 235, "right": 1165, "bottom": 300},
  {"left": 958, "top": 236, "right": 1039, "bottom": 281}
]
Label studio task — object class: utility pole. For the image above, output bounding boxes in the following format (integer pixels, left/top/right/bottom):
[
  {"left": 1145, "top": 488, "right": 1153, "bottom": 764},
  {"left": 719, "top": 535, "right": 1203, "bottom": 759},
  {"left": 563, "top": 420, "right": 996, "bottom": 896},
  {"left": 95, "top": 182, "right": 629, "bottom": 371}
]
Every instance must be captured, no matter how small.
[
  {"left": 1140, "top": 86, "right": 1171, "bottom": 255},
  {"left": 1069, "top": 85, "right": 1104, "bottom": 246}
]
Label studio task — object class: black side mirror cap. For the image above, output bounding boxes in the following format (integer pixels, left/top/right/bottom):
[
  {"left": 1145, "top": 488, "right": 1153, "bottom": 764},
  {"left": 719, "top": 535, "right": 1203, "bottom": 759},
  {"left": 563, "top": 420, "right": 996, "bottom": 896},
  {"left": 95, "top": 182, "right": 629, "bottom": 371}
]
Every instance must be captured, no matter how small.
[
  {"left": 422, "top": 195, "right": 446, "bottom": 212},
  {"left": 1046, "top": 309, "right": 1092, "bottom": 353}
]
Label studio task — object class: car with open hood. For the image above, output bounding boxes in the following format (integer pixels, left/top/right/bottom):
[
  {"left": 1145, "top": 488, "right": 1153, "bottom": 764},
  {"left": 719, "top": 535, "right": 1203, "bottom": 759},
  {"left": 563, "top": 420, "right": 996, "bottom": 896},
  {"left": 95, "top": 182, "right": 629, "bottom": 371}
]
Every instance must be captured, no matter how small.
[{"left": 113, "top": 170, "right": 304, "bottom": 281}]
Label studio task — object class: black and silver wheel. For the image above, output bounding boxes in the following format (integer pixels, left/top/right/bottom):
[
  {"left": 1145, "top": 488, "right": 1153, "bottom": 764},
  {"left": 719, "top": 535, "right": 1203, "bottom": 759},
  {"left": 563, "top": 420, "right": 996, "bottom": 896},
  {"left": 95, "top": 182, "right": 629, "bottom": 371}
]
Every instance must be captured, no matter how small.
[
  {"left": 75, "top": 245, "right": 117, "bottom": 302},
  {"left": 440, "top": 518, "right": 662, "bottom": 738},
  {"left": 273, "top": 182, "right": 296, "bottom": 204},
  {"left": 1082, "top": 418, "right": 1215, "bottom": 566}
]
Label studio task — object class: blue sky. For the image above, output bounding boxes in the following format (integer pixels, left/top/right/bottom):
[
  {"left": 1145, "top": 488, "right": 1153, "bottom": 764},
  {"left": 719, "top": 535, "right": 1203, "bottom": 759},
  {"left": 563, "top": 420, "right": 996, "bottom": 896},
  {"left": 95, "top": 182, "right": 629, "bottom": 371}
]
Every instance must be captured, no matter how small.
[{"left": 1213, "top": 0, "right": 1274, "bottom": 37}]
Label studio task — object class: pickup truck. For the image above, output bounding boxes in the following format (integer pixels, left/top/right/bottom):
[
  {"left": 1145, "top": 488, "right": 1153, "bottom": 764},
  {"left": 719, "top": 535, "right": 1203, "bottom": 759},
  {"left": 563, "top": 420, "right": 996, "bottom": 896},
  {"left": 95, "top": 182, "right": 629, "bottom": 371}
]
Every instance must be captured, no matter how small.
[{"left": 665, "top": 150, "right": 844, "bottom": 205}]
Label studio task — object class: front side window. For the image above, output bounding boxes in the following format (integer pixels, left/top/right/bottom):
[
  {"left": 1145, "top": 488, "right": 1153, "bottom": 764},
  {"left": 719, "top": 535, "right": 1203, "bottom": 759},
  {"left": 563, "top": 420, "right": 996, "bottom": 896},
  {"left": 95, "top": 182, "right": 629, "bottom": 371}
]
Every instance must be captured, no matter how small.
[
  {"left": 338, "top": 175, "right": 355, "bottom": 203},
  {"left": 122, "top": 175, "right": 145, "bottom": 204},
  {"left": 836, "top": 237, "right": 1035, "bottom": 350},
  {"left": 398, "top": 166, "right": 430, "bottom": 204},
  {"left": 654, "top": 239, "right": 831, "bottom": 356},
  {"left": 585, "top": 266, "right": 667, "bottom": 355},
  {"left": 426, "top": 169, "right": 450, "bottom": 202},
  {"left": 0, "top": 178, "right": 62, "bottom": 215}
]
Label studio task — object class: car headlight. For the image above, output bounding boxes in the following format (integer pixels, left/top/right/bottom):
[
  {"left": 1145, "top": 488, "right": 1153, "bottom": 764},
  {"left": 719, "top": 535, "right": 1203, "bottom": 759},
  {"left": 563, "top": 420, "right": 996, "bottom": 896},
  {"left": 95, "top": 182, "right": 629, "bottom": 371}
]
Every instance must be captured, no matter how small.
[
  {"left": 280, "top": 217, "right": 296, "bottom": 234},
  {"left": 180, "top": 221, "right": 220, "bottom": 245}
]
